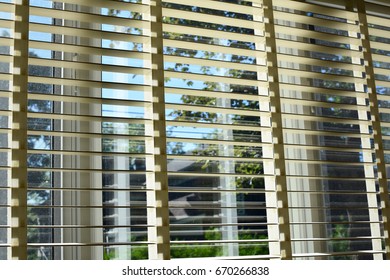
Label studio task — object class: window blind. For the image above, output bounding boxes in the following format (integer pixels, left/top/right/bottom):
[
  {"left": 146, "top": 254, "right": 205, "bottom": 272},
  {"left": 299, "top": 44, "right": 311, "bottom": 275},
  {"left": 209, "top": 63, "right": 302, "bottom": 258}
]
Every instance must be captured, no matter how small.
[{"left": 0, "top": 0, "right": 389, "bottom": 260}]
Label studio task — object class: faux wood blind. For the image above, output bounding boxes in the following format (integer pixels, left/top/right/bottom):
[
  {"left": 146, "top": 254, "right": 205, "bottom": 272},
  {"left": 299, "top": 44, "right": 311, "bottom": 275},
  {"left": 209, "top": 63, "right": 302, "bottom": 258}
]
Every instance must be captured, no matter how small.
[{"left": 0, "top": 0, "right": 389, "bottom": 260}]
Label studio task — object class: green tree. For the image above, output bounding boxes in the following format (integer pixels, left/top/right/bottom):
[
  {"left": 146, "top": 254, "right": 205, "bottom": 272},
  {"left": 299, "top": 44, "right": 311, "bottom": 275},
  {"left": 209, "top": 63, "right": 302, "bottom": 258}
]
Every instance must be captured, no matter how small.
[{"left": 26, "top": 51, "right": 54, "bottom": 259}]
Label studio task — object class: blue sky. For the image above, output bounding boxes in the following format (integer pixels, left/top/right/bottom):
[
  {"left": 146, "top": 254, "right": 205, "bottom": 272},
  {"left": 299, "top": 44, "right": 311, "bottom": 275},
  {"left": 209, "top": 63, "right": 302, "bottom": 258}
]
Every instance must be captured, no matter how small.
[{"left": 2, "top": 0, "right": 247, "bottom": 148}]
